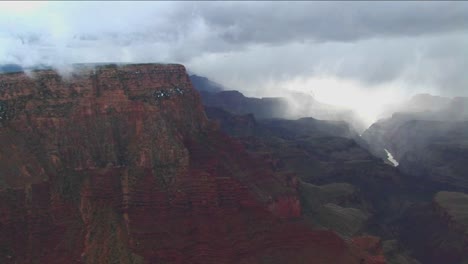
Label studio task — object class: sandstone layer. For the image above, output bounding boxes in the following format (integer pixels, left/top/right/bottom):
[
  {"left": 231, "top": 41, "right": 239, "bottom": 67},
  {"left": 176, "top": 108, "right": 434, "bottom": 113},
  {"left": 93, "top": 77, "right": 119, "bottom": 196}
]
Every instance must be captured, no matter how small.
[{"left": 0, "top": 64, "right": 380, "bottom": 264}]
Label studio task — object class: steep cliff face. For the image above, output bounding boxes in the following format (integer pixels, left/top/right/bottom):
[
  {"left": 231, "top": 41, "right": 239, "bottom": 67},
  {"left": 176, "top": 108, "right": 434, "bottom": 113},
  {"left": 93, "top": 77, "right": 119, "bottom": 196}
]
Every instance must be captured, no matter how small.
[{"left": 0, "top": 64, "right": 377, "bottom": 264}]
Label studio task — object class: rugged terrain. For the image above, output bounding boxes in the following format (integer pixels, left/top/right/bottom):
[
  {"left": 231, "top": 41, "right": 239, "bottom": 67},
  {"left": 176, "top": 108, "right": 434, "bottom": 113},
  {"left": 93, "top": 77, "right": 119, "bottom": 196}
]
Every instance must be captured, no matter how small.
[
  {"left": 362, "top": 96, "right": 468, "bottom": 192},
  {"left": 202, "top": 106, "right": 422, "bottom": 264},
  {"left": 361, "top": 94, "right": 468, "bottom": 263},
  {"left": 0, "top": 64, "right": 385, "bottom": 264},
  {"left": 195, "top": 77, "right": 468, "bottom": 264}
]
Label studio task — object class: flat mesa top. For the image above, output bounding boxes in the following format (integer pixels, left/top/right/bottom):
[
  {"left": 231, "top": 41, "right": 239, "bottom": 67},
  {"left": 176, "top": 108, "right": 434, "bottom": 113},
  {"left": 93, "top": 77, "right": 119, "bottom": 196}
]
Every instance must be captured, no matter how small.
[{"left": 0, "top": 63, "right": 185, "bottom": 74}]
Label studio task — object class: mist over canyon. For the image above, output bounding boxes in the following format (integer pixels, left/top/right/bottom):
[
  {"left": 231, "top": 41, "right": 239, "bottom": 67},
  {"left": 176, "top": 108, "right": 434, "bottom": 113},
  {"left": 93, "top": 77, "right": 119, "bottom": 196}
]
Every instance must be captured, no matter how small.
[
  {"left": 1, "top": 1, "right": 468, "bottom": 264},
  {"left": 2, "top": 1, "right": 468, "bottom": 125}
]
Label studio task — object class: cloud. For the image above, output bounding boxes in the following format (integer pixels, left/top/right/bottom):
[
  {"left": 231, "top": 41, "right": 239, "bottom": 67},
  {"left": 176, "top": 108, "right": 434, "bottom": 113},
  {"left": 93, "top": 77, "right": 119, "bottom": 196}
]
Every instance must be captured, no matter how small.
[
  {"left": 189, "top": 2, "right": 468, "bottom": 43},
  {"left": 0, "top": 1, "right": 468, "bottom": 124}
]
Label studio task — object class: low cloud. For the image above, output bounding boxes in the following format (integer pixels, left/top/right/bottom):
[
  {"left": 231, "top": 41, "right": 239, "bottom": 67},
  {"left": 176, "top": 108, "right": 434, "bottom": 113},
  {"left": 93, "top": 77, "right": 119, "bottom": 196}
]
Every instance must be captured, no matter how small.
[{"left": 1, "top": 1, "right": 467, "bottom": 124}]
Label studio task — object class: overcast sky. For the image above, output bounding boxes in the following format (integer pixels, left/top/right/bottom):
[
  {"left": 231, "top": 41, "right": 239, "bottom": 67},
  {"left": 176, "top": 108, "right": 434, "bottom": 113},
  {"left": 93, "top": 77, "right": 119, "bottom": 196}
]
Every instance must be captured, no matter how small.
[{"left": 1, "top": 1, "right": 467, "bottom": 124}]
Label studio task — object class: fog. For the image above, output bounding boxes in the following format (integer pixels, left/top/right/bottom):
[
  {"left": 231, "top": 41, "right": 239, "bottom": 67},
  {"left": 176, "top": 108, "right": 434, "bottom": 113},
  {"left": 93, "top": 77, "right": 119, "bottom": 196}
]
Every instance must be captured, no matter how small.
[{"left": 1, "top": 1, "right": 468, "bottom": 126}]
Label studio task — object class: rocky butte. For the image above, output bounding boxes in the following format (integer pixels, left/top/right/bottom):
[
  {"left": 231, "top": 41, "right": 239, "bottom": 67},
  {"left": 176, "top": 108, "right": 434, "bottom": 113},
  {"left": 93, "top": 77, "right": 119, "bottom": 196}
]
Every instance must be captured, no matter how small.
[{"left": 0, "top": 64, "right": 383, "bottom": 263}]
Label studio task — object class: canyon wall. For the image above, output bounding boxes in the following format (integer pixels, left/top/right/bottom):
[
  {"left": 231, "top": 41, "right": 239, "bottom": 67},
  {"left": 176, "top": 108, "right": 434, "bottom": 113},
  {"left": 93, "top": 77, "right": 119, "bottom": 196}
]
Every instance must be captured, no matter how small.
[{"left": 0, "top": 64, "right": 380, "bottom": 263}]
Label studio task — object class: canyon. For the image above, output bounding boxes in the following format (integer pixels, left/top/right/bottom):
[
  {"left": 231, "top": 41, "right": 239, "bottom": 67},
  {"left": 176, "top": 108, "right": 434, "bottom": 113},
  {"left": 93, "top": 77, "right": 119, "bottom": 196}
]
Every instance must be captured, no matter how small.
[
  {"left": 196, "top": 81, "right": 468, "bottom": 264},
  {"left": 0, "top": 64, "right": 384, "bottom": 264},
  {"left": 1, "top": 64, "right": 467, "bottom": 264}
]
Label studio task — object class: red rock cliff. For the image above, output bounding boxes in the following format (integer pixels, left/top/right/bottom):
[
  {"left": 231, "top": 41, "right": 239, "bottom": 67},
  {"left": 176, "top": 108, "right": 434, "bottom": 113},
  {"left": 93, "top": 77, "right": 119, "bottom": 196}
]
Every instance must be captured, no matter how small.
[{"left": 0, "top": 64, "right": 379, "bottom": 263}]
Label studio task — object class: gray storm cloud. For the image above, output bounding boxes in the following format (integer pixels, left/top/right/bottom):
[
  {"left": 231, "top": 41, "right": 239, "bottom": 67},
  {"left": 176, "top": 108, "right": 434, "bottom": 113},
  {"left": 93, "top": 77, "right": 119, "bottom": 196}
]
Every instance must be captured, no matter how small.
[{"left": 1, "top": 1, "right": 468, "bottom": 118}]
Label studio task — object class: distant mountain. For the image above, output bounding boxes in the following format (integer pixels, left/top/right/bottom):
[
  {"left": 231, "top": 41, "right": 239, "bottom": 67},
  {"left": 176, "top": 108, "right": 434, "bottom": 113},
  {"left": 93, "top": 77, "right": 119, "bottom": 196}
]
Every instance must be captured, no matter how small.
[
  {"left": 199, "top": 89, "right": 291, "bottom": 119},
  {"left": 382, "top": 94, "right": 451, "bottom": 116},
  {"left": 364, "top": 117, "right": 468, "bottom": 191},
  {"left": 190, "top": 74, "right": 367, "bottom": 133},
  {"left": 363, "top": 92, "right": 468, "bottom": 192},
  {"left": 380, "top": 93, "right": 468, "bottom": 120},
  {"left": 189, "top": 74, "right": 224, "bottom": 93},
  {"left": 364, "top": 93, "right": 468, "bottom": 159},
  {"left": 284, "top": 91, "right": 367, "bottom": 133},
  {"left": 0, "top": 64, "right": 23, "bottom": 73}
]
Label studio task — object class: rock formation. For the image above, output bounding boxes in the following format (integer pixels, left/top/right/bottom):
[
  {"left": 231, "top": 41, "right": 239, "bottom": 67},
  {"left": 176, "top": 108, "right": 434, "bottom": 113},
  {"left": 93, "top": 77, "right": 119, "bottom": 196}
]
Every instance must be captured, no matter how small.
[{"left": 0, "top": 64, "right": 379, "bottom": 263}]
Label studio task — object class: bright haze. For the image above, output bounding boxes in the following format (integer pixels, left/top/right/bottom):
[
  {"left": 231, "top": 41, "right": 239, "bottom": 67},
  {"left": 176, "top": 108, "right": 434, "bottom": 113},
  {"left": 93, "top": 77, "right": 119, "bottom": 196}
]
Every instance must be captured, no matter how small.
[{"left": 1, "top": 1, "right": 468, "bottom": 126}]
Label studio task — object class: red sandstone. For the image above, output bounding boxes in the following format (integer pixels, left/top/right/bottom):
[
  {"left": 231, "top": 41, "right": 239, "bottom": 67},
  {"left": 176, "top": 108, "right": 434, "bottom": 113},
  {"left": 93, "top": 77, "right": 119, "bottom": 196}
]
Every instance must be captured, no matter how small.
[{"left": 0, "top": 64, "right": 383, "bottom": 263}]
